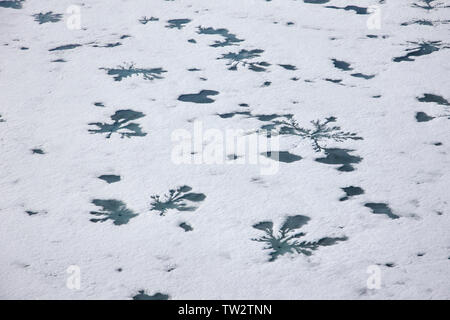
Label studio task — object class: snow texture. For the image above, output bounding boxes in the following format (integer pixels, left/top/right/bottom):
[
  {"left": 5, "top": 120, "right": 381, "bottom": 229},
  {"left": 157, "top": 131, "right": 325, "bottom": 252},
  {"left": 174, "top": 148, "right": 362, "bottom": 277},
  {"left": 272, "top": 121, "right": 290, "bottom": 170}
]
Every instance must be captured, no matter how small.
[{"left": 0, "top": 0, "right": 449, "bottom": 299}]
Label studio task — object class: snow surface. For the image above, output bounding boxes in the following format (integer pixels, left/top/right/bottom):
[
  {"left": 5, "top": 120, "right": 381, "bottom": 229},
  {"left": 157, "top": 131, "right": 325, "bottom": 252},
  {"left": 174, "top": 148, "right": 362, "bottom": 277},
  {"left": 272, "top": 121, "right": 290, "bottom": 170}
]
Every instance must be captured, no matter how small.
[{"left": 0, "top": 0, "right": 449, "bottom": 299}]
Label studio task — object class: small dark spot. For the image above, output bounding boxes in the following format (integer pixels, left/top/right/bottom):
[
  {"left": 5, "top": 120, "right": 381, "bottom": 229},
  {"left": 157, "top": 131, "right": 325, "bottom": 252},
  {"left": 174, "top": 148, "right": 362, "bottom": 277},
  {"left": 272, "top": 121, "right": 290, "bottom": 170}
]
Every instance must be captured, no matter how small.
[
  {"left": 92, "top": 42, "right": 122, "bottom": 48},
  {"left": 339, "top": 186, "right": 364, "bottom": 201},
  {"left": 166, "top": 266, "right": 176, "bottom": 272},
  {"left": 49, "top": 44, "right": 82, "bottom": 52},
  {"left": 0, "top": 0, "right": 25, "bottom": 9},
  {"left": 217, "top": 111, "right": 249, "bottom": 119},
  {"left": 303, "top": 0, "right": 330, "bottom": 4},
  {"left": 278, "top": 64, "right": 297, "bottom": 70},
  {"left": 31, "top": 148, "right": 45, "bottom": 155},
  {"left": 179, "top": 222, "right": 193, "bottom": 232},
  {"left": 98, "top": 175, "right": 121, "bottom": 184},
  {"left": 139, "top": 16, "right": 159, "bottom": 24},
  {"left": 261, "top": 151, "right": 302, "bottom": 163},
  {"left": 178, "top": 90, "right": 219, "bottom": 104},
  {"left": 133, "top": 290, "right": 169, "bottom": 300},
  {"left": 417, "top": 93, "right": 449, "bottom": 106},
  {"left": 331, "top": 59, "right": 353, "bottom": 71},
  {"left": 401, "top": 19, "right": 434, "bottom": 26},
  {"left": 166, "top": 19, "right": 191, "bottom": 29},
  {"left": 325, "top": 78, "right": 343, "bottom": 84},
  {"left": 416, "top": 112, "right": 434, "bottom": 122},
  {"left": 351, "top": 73, "right": 375, "bottom": 80},
  {"left": 326, "top": 5, "right": 368, "bottom": 15},
  {"left": 364, "top": 203, "right": 399, "bottom": 219}
]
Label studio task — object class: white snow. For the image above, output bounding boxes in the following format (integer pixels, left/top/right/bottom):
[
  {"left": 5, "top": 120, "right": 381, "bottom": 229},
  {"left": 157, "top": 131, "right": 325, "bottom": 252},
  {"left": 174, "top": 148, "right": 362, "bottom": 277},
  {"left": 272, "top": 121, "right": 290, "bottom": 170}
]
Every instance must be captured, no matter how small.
[{"left": 0, "top": 0, "right": 449, "bottom": 299}]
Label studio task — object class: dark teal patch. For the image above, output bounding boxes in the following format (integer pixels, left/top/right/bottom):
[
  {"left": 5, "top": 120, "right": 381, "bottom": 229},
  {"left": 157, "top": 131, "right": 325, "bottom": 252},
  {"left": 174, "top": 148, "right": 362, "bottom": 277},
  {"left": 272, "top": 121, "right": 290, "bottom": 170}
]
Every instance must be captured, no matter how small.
[
  {"left": 100, "top": 64, "right": 167, "bottom": 81},
  {"left": 88, "top": 109, "right": 147, "bottom": 139},
  {"left": 98, "top": 175, "right": 121, "bottom": 184},
  {"left": 133, "top": 290, "right": 169, "bottom": 300},
  {"left": 90, "top": 199, "right": 138, "bottom": 225},
  {"left": 179, "top": 222, "right": 193, "bottom": 232},
  {"left": 0, "top": 0, "right": 24, "bottom": 9},
  {"left": 315, "top": 148, "right": 362, "bottom": 172},
  {"left": 417, "top": 93, "right": 449, "bottom": 106},
  {"left": 150, "top": 185, "right": 206, "bottom": 216},
  {"left": 197, "top": 26, "right": 244, "bottom": 47},
  {"left": 253, "top": 215, "right": 347, "bottom": 261},
  {"left": 33, "top": 12, "right": 62, "bottom": 24},
  {"left": 339, "top": 186, "right": 364, "bottom": 201},
  {"left": 393, "top": 41, "right": 445, "bottom": 62},
  {"left": 31, "top": 148, "right": 45, "bottom": 154},
  {"left": 219, "top": 49, "right": 270, "bottom": 72},
  {"left": 178, "top": 90, "right": 219, "bottom": 104},
  {"left": 364, "top": 203, "right": 399, "bottom": 219},
  {"left": 166, "top": 19, "right": 191, "bottom": 29},
  {"left": 49, "top": 44, "right": 82, "bottom": 51},
  {"left": 261, "top": 151, "right": 302, "bottom": 163}
]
